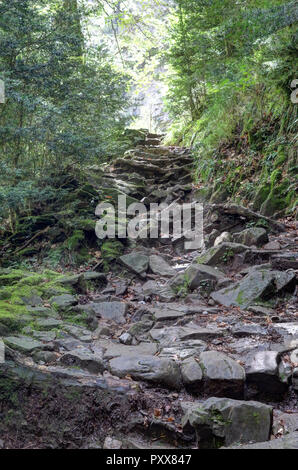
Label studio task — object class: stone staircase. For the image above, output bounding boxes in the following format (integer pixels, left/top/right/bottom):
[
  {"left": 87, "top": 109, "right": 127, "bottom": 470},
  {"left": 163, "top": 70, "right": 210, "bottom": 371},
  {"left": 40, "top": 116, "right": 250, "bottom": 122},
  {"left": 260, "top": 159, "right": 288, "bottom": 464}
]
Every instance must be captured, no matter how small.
[{"left": 0, "top": 133, "right": 297, "bottom": 449}]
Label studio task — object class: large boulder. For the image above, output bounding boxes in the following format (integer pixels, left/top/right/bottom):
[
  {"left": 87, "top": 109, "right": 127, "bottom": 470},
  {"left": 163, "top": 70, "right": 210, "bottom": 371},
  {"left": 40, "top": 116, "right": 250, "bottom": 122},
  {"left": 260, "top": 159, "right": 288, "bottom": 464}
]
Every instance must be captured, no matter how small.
[
  {"left": 150, "top": 324, "right": 226, "bottom": 346},
  {"left": 211, "top": 270, "right": 277, "bottom": 308},
  {"left": 182, "top": 397, "right": 272, "bottom": 448},
  {"left": 198, "top": 351, "right": 246, "bottom": 398},
  {"left": 170, "top": 264, "right": 225, "bottom": 292},
  {"left": 108, "top": 355, "right": 182, "bottom": 389}
]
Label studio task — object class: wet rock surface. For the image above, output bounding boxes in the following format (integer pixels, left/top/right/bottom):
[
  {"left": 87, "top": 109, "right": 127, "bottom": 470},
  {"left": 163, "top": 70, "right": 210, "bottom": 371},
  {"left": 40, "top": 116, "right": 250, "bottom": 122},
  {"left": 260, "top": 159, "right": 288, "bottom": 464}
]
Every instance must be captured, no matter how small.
[{"left": 0, "top": 133, "right": 297, "bottom": 449}]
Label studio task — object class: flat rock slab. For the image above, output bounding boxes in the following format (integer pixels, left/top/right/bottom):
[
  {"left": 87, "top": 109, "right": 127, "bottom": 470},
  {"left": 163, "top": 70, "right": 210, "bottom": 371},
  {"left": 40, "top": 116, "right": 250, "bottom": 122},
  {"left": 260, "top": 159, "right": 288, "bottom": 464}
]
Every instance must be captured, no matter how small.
[
  {"left": 109, "top": 355, "right": 182, "bottom": 389},
  {"left": 184, "top": 264, "right": 225, "bottom": 290},
  {"left": 150, "top": 324, "right": 226, "bottom": 346},
  {"left": 149, "top": 255, "right": 176, "bottom": 277},
  {"left": 50, "top": 294, "right": 77, "bottom": 310},
  {"left": 62, "top": 324, "right": 92, "bottom": 342},
  {"left": 35, "top": 318, "right": 63, "bottom": 330},
  {"left": 159, "top": 340, "right": 207, "bottom": 361},
  {"left": 211, "top": 270, "right": 276, "bottom": 308},
  {"left": 231, "top": 323, "right": 267, "bottom": 337},
  {"left": 199, "top": 351, "right": 245, "bottom": 398},
  {"left": 182, "top": 397, "right": 272, "bottom": 447},
  {"left": 225, "top": 431, "right": 298, "bottom": 449},
  {"left": 272, "top": 323, "right": 298, "bottom": 338},
  {"left": 33, "top": 330, "right": 57, "bottom": 342},
  {"left": 59, "top": 349, "right": 104, "bottom": 374},
  {"left": 4, "top": 336, "right": 44, "bottom": 353},
  {"left": 27, "top": 306, "right": 59, "bottom": 318},
  {"left": 120, "top": 253, "right": 149, "bottom": 276},
  {"left": 149, "top": 307, "right": 189, "bottom": 321},
  {"left": 90, "top": 301, "right": 128, "bottom": 324},
  {"left": 101, "top": 341, "right": 157, "bottom": 360}
]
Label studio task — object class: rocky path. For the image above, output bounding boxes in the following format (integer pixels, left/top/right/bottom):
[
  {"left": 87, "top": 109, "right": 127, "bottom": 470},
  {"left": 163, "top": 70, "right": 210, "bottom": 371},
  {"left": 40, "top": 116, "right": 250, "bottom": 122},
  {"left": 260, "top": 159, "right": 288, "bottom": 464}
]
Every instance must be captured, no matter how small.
[{"left": 1, "top": 134, "right": 297, "bottom": 449}]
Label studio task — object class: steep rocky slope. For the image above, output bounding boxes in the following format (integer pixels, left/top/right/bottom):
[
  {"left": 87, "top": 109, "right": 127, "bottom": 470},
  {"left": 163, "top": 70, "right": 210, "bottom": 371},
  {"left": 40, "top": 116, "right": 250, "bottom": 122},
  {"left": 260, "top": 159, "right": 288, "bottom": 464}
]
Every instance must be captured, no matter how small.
[{"left": 0, "top": 134, "right": 297, "bottom": 449}]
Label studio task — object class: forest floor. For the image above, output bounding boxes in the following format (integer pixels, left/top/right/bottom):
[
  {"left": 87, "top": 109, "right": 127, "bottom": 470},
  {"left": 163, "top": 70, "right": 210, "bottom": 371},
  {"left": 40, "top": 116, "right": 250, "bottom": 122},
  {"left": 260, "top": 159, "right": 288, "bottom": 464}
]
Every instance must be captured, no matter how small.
[{"left": 0, "top": 135, "right": 297, "bottom": 449}]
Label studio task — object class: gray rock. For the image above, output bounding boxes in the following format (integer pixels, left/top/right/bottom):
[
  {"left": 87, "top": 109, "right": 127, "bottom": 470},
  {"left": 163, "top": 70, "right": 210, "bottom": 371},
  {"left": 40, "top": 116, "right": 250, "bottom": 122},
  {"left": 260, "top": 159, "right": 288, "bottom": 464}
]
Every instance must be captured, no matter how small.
[
  {"left": 102, "top": 341, "right": 157, "bottom": 360},
  {"left": 119, "top": 332, "right": 133, "bottom": 345},
  {"left": 103, "top": 436, "right": 122, "bottom": 449},
  {"left": 34, "top": 350, "right": 57, "bottom": 363},
  {"left": 214, "top": 232, "right": 232, "bottom": 246},
  {"left": 149, "top": 255, "right": 176, "bottom": 277},
  {"left": 58, "top": 272, "right": 107, "bottom": 291},
  {"left": 159, "top": 340, "right": 207, "bottom": 361},
  {"left": 199, "top": 351, "right": 245, "bottom": 398},
  {"left": 272, "top": 323, "right": 298, "bottom": 338},
  {"left": 273, "top": 412, "right": 298, "bottom": 435},
  {"left": 211, "top": 270, "right": 276, "bottom": 308},
  {"left": 150, "top": 324, "right": 225, "bottom": 346},
  {"left": 142, "top": 280, "right": 158, "bottom": 296},
  {"left": 232, "top": 323, "right": 267, "bottom": 337},
  {"left": 290, "top": 349, "right": 298, "bottom": 365},
  {"left": 273, "top": 270, "right": 296, "bottom": 293},
  {"left": 4, "top": 336, "right": 44, "bottom": 353},
  {"left": 177, "top": 264, "right": 225, "bottom": 291},
  {"left": 120, "top": 252, "right": 149, "bottom": 276},
  {"left": 195, "top": 243, "right": 249, "bottom": 267},
  {"left": 33, "top": 330, "right": 57, "bottom": 342},
  {"left": 50, "top": 294, "right": 77, "bottom": 310},
  {"left": 247, "top": 305, "right": 276, "bottom": 316},
  {"left": 181, "top": 358, "right": 203, "bottom": 387},
  {"left": 21, "top": 294, "right": 43, "bottom": 307},
  {"left": 263, "top": 240, "right": 281, "bottom": 250},
  {"left": 89, "top": 301, "right": 128, "bottom": 324},
  {"left": 245, "top": 351, "right": 288, "bottom": 395},
  {"left": 62, "top": 324, "right": 92, "bottom": 342},
  {"left": 225, "top": 432, "right": 298, "bottom": 449},
  {"left": 232, "top": 227, "right": 268, "bottom": 247},
  {"left": 26, "top": 306, "right": 59, "bottom": 318},
  {"left": 149, "top": 307, "right": 188, "bottom": 321},
  {"left": 109, "top": 355, "right": 182, "bottom": 389},
  {"left": 59, "top": 349, "right": 104, "bottom": 374},
  {"left": 182, "top": 397, "right": 272, "bottom": 447},
  {"left": 35, "top": 318, "right": 63, "bottom": 330},
  {"left": 128, "top": 320, "right": 153, "bottom": 338}
]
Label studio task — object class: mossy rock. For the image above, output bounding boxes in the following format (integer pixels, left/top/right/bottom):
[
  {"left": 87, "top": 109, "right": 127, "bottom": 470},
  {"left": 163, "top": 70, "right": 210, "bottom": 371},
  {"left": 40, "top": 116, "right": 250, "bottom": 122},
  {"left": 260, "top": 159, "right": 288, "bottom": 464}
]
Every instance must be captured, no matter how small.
[{"left": 0, "top": 269, "right": 73, "bottom": 334}]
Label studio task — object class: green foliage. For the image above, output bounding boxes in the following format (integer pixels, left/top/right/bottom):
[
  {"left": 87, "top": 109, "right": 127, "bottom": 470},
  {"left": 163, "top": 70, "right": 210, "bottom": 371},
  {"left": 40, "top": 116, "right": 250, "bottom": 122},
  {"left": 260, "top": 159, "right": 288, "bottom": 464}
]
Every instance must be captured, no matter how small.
[
  {"left": 0, "top": 0, "right": 132, "bottom": 233},
  {"left": 164, "top": 0, "right": 297, "bottom": 214}
]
